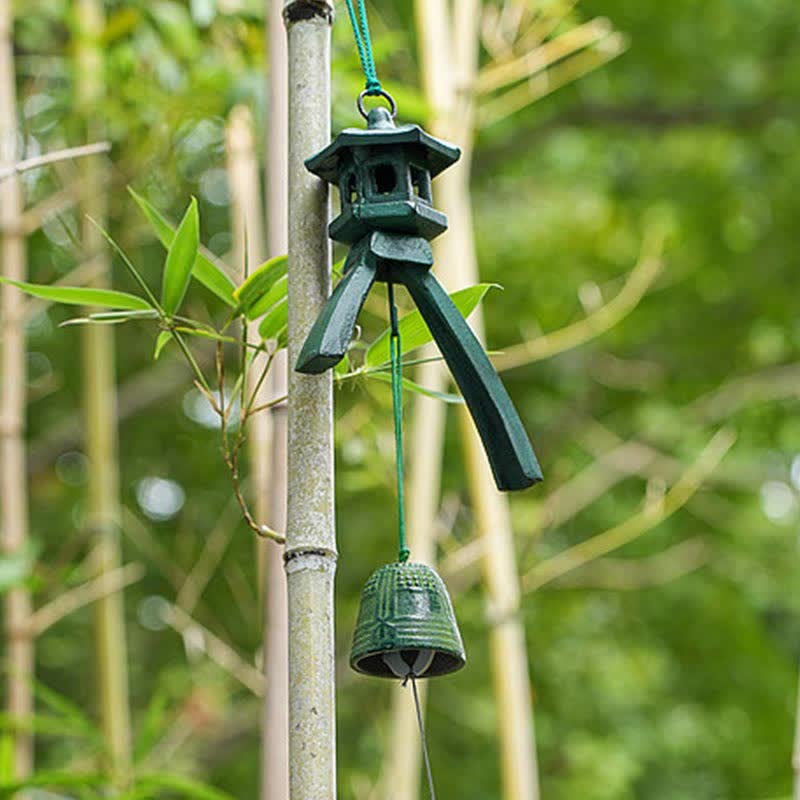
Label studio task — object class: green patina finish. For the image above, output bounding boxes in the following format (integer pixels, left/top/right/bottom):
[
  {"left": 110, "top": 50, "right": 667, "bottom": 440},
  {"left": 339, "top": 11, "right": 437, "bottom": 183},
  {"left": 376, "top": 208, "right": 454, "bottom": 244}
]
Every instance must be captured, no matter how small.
[
  {"left": 350, "top": 561, "right": 466, "bottom": 679},
  {"left": 296, "top": 106, "right": 543, "bottom": 492},
  {"left": 306, "top": 107, "right": 457, "bottom": 244}
]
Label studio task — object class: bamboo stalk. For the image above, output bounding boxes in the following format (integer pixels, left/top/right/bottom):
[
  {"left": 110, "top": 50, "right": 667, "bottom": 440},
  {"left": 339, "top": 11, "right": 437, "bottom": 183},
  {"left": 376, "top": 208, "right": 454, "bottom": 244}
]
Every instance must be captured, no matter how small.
[
  {"left": 0, "top": 0, "right": 34, "bottom": 779},
  {"left": 411, "top": 2, "right": 543, "bottom": 798},
  {"left": 262, "top": 3, "right": 291, "bottom": 795},
  {"left": 75, "top": 0, "right": 133, "bottom": 781},
  {"left": 224, "top": 93, "right": 290, "bottom": 800},
  {"left": 283, "top": 3, "right": 336, "bottom": 799}
]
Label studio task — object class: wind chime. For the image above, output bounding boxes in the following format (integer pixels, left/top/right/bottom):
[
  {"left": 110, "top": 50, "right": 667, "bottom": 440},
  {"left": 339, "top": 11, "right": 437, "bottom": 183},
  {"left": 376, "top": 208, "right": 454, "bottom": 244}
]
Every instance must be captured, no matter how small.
[{"left": 295, "top": 1, "right": 542, "bottom": 795}]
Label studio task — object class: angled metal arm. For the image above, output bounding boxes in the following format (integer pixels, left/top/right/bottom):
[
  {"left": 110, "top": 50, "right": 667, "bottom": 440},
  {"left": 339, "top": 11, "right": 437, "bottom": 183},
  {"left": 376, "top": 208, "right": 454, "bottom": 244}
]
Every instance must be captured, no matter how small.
[
  {"left": 296, "top": 240, "right": 377, "bottom": 374},
  {"left": 400, "top": 267, "right": 542, "bottom": 492}
]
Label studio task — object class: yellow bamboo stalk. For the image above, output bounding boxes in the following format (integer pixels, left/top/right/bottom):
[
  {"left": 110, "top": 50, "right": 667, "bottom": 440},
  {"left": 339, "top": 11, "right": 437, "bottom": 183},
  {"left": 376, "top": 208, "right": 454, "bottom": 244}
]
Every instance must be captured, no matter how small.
[
  {"left": 76, "top": 0, "right": 133, "bottom": 781},
  {"left": 224, "top": 90, "right": 290, "bottom": 799},
  {"left": 0, "top": 0, "right": 34, "bottom": 779},
  {"left": 262, "top": 2, "right": 290, "bottom": 795},
  {"left": 408, "top": 2, "right": 542, "bottom": 798}
]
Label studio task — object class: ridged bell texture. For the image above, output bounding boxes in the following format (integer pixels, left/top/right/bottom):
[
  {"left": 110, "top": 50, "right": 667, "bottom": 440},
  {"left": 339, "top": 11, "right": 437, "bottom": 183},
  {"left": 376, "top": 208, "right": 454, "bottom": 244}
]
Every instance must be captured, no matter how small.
[{"left": 350, "top": 561, "right": 466, "bottom": 679}]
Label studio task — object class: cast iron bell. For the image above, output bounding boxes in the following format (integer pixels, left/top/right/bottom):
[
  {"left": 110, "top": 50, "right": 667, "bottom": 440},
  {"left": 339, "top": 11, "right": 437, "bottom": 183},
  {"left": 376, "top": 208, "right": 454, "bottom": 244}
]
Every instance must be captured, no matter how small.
[{"left": 350, "top": 561, "right": 466, "bottom": 679}]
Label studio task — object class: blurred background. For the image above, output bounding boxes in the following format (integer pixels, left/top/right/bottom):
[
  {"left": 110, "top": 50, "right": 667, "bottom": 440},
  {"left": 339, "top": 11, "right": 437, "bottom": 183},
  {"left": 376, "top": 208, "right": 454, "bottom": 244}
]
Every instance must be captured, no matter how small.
[{"left": 2, "top": 0, "right": 800, "bottom": 798}]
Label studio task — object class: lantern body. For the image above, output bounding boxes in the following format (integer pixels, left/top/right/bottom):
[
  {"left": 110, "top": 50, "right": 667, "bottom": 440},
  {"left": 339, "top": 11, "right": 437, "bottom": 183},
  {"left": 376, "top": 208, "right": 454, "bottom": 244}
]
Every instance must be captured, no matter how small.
[
  {"left": 305, "top": 107, "right": 460, "bottom": 244},
  {"left": 350, "top": 561, "right": 466, "bottom": 679}
]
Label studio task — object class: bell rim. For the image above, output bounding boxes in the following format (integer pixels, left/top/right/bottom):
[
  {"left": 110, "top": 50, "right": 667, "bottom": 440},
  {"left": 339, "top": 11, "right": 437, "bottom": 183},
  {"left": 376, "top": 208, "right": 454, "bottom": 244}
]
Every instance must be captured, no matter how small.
[{"left": 350, "top": 646, "right": 466, "bottom": 679}]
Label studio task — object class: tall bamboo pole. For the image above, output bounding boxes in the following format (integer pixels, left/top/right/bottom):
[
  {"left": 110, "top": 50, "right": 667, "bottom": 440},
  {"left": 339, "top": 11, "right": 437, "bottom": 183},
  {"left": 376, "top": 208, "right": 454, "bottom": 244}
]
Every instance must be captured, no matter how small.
[
  {"left": 283, "top": 2, "right": 336, "bottom": 798},
  {"left": 405, "top": 2, "right": 542, "bottom": 798},
  {"left": 0, "top": 0, "right": 34, "bottom": 779},
  {"left": 262, "top": 2, "right": 290, "bottom": 794},
  {"left": 224, "top": 96, "right": 290, "bottom": 800},
  {"left": 75, "top": 0, "right": 133, "bottom": 781}
]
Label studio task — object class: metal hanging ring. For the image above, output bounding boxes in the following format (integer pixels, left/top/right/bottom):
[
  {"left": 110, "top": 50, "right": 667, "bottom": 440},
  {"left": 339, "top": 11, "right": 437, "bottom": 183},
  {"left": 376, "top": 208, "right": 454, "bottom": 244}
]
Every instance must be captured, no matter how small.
[{"left": 357, "top": 89, "right": 397, "bottom": 121}]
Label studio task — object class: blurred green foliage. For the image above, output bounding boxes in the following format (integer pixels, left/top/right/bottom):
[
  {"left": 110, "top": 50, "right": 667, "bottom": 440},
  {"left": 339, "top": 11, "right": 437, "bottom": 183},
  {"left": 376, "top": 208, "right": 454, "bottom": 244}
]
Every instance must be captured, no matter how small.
[{"left": 5, "top": 0, "right": 800, "bottom": 798}]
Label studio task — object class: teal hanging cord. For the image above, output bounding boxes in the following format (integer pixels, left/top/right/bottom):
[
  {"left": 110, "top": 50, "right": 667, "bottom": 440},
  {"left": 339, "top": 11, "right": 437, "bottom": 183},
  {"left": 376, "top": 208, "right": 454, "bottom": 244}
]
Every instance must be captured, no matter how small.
[
  {"left": 388, "top": 282, "right": 409, "bottom": 563},
  {"left": 343, "top": 0, "right": 382, "bottom": 95}
]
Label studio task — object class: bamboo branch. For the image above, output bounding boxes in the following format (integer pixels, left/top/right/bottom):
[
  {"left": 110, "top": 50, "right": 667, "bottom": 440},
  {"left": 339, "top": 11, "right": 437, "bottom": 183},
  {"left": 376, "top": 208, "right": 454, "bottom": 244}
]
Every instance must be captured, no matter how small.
[
  {"left": 478, "top": 32, "right": 627, "bottom": 128},
  {"left": 688, "top": 361, "right": 800, "bottom": 422},
  {"left": 0, "top": 141, "right": 110, "bottom": 182},
  {"left": 477, "top": 18, "right": 613, "bottom": 95},
  {"left": 175, "top": 498, "right": 240, "bottom": 615},
  {"left": 162, "top": 603, "right": 266, "bottom": 696},
  {"left": 549, "top": 536, "right": 710, "bottom": 590},
  {"left": 29, "top": 563, "right": 145, "bottom": 636},
  {"left": 522, "top": 429, "right": 735, "bottom": 593},
  {"left": 494, "top": 228, "right": 664, "bottom": 372}
]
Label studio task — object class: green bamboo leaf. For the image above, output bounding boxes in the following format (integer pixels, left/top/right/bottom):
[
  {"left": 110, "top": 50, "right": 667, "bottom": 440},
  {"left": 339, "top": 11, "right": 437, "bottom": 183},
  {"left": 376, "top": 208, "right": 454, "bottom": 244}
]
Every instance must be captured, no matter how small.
[
  {"left": 248, "top": 275, "right": 286, "bottom": 321},
  {"left": 365, "top": 283, "right": 499, "bottom": 368},
  {"left": 333, "top": 354, "right": 351, "bottom": 379},
  {"left": 154, "top": 330, "right": 173, "bottom": 359},
  {"left": 0, "top": 278, "right": 151, "bottom": 311},
  {"left": 234, "top": 254, "right": 287, "bottom": 318},
  {"left": 161, "top": 197, "right": 199, "bottom": 315},
  {"left": 258, "top": 297, "right": 287, "bottom": 344},
  {"left": 60, "top": 309, "right": 159, "bottom": 327},
  {"left": 365, "top": 371, "right": 464, "bottom": 404},
  {"left": 88, "top": 309, "right": 159, "bottom": 321},
  {"left": 129, "top": 187, "right": 236, "bottom": 307},
  {"left": 174, "top": 327, "right": 240, "bottom": 345}
]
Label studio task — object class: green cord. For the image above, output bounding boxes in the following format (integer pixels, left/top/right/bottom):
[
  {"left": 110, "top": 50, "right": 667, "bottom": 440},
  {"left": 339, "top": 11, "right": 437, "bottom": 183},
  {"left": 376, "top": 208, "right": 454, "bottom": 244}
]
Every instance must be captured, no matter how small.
[
  {"left": 388, "top": 282, "right": 409, "bottom": 563},
  {"left": 343, "top": 0, "right": 382, "bottom": 95}
]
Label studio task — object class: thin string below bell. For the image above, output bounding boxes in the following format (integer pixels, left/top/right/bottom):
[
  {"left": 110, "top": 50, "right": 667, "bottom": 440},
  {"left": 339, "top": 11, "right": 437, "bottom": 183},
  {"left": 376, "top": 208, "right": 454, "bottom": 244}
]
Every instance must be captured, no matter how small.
[{"left": 409, "top": 674, "right": 437, "bottom": 800}]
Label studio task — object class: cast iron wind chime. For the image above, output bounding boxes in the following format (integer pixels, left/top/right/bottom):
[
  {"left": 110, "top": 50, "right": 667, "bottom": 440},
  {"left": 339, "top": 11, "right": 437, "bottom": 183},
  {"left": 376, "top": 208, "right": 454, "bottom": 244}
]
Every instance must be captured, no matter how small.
[{"left": 296, "top": 1, "right": 542, "bottom": 795}]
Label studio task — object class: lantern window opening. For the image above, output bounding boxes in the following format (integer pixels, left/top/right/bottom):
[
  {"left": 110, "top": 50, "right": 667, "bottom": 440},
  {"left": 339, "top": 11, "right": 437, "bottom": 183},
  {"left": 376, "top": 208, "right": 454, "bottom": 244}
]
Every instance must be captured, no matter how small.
[
  {"left": 370, "top": 161, "right": 399, "bottom": 197},
  {"left": 410, "top": 163, "right": 432, "bottom": 203}
]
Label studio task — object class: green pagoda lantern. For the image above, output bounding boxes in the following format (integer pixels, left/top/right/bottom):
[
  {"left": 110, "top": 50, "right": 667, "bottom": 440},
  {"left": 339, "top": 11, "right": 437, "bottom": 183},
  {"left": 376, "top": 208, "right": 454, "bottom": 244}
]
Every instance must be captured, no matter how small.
[{"left": 297, "top": 102, "right": 542, "bottom": 493}]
